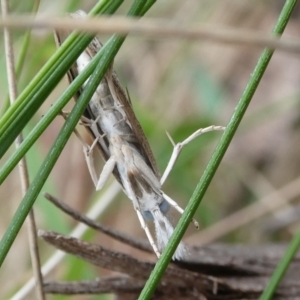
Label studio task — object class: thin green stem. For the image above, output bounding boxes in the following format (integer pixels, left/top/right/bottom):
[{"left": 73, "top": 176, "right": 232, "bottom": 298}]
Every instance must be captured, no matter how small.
[
  {"left": 141, "top": 0, "right": 156, "bottom": 15},
  {"left": 259, "top": 228, "right": 300, "bottom": 299},
  {"left": 138, "top": 0, "right": 297, "bottom": 299}
]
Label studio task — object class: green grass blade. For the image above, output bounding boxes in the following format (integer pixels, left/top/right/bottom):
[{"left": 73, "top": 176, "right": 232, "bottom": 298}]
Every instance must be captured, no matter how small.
[
  {"left": 0, "top": 0, "right": 109, "bottom": 130},
  {"left": 0, "top": 34, "right": 93, "bottom": 157},
  {"left": 0, "top": 0, "right": 153, "bottom": 183},
  {"left": 259, "top": 228, "right": 300, "bottom": 299},
  {"left": 138, "top": 0, "right": 298, "bottom": 299},
  {"left": 0, "top": 0, "right": 154, "bottom": 268},
  {"left": 0, "top": 44, "right": 102, "bottom": 184},
  {"left": 0, "top": 40, "right": 115, "bottom": 267},
  {"left": 0, "top": 0, "right": 118, "bottom": 158},
  {"left": 141, "top": 0, "right": 156, "bottom": 15}
]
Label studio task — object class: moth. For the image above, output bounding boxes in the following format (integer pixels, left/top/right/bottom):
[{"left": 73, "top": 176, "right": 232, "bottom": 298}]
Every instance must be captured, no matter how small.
[{"left": 55, "top": 10, "right": 210, "bottom": 260}]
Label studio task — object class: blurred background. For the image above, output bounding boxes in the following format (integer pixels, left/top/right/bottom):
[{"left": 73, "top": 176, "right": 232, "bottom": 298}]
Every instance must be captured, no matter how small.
[{"left": 1, "top": 0, "right": 300, "bottom": 299}]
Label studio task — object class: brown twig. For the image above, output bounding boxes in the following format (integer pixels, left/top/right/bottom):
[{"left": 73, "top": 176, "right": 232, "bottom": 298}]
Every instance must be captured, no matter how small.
[
  {"left": 39, "top": 231, "right": 300, "bottom": 299},
  {"left": 43, "top": 276, "right": 144, "bottom": 294},
  {"left": 38, "top": 230, "right": 228, "bottom": 295},
  {"left": 44, "top": 193, "right": 152, "bottom": 253}
]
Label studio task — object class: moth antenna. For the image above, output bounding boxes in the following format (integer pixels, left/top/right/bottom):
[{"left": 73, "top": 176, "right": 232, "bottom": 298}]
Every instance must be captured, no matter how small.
[
  {"left": 59, "top": 111, "right": 88, "bottom": 146},
  {"left": 165, "top": 131, "right": 175, "bottom": 147}
]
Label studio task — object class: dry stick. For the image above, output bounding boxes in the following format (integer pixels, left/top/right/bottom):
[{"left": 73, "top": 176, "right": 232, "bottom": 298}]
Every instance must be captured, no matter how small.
[
  {"left": 38, "top": 230, "right": 228, "bottom": 295},
  {"left": 11, "top": 181, "right": 121, "bottom": 300},
  {"left": 0, "top": 16, "right": 299, "bottom": 54},
  {"left": 187, "top": 176, "right": 300, "bottom": 245},
  {"left": 44, "top": 193, "right": 152, "bottom": 253},
  {"left": 0, "top": 1, "right": 44, "bottom": 300},
  {"left": 41, "top": 243, "right": 300, "bottom": 296},
  {"left": 44, "top": 276, "right": 145, "bottom": 294}
]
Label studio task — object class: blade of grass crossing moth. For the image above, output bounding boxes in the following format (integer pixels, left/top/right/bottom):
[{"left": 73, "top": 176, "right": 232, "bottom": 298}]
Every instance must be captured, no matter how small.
[
  {"left": 0, "top": 0, "right": 152, "bottom": 267},
  {"left": 0, "top": 0, "right": 148, "bottom": 185},
  {"left": 0, "top": 1, "right": 122, "bottom": 159},
  {"left": 138, "top": 0, "right": 297, "bottom": 299}
]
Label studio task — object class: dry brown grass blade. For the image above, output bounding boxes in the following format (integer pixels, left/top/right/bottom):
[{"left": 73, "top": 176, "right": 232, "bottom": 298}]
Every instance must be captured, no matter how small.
[
  {"left": 1, "top": 1, "right": 44, "bottom": 299},
  {"left": 38, "top": 230, "right": 228, "bottom": 295},
  {"left": 43, "top": 276, "right": 145, "bottom": 295},
  {"left": 0, "top": 15, "right": 299, "bottom": 53},
  {"left": 39, "top": 231, "right": 300, "bottom": 299}
]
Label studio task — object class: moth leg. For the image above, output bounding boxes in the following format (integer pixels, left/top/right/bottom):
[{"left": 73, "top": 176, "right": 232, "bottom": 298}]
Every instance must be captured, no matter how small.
[
  {"left": 163, "top": 193, "right": 199, "bottom": 229},
  {"left": 79, "top": 115, "right": 93, "bottom": 126},
  {"left": 113, "top": 116, "right": 127, "bottom": 127},
  {"left": 60, "top": 111, "right": 98, "bottom": 128},
  {"left": 79, "top": 115, "right": 101, "bottom": 127},
  {"left": 59, "top": 110, "right": 71, "bottom": 118},
  {"left": 60, "top": 110, "right": 89, "bottom": 129},
  {"left": 65, "top": 117, "right": 110, "bottom": 189},
  {"left": 59, "top": 111, "right": 103, "bottom": 147},
  {"left": 133, "top": 204, "right": 161, "bottom": 258},
  {"left": 82, "top": 136, "right": 115, "bottom": 191},
  {"left": 161, "top": 125, "right": 225, "bottom": 185},
  {"left": 102, "top": 104, "right": 124, "bottom": 111},
  {"left": 59, "top": 102, "right": 111, "bottom": 191},
  {"left": 95, "top": 156, "right": 116, "bottom": 190},
  {"left": 83, "top": 137, "right": 101, "bottom": 188}
]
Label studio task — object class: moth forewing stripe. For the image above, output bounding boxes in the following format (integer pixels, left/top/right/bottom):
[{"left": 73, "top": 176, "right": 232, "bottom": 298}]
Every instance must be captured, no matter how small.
[{"left": 106, "top": 62, "right": 161, "bottom": 178}]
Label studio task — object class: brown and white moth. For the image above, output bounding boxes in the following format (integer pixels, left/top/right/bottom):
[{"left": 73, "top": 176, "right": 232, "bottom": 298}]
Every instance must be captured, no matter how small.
[{"left": 56, "top": 10, "right": 221, "bottom": 260}]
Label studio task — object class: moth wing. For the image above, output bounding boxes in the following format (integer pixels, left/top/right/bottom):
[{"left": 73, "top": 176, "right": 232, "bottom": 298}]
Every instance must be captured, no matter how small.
[
  {"left": 54, "top": 27, "right": 124, "bottom": 186},
  {"left": 111, "top": 71, "right": 161, "bottom": 179}
]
